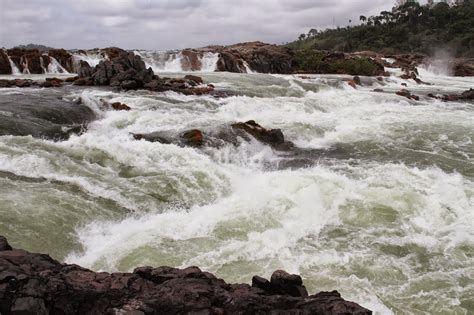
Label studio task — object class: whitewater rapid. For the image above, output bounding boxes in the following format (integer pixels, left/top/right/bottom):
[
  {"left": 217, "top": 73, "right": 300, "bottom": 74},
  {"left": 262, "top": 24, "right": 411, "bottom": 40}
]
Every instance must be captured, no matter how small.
[{"left": 0, "top": 70, "right": 473, "bottom": 314}]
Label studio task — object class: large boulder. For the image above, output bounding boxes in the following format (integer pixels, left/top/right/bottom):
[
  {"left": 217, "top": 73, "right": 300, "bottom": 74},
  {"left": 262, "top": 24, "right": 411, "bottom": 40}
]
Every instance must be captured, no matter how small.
[
  {"left": 213, "top": 42, "right": 295, "bottom": 73},
  {"left": 453, "top": 60, "right": 474, "bottom": 77},
  {"left": 0, "top": 92, "right": 95, "bottom": 140},
  {"left": 0, "top": 236, "right": 372, "bottom": 314},
  {"left": 89, "top": 51, "right": 154, "bottom": 88}
]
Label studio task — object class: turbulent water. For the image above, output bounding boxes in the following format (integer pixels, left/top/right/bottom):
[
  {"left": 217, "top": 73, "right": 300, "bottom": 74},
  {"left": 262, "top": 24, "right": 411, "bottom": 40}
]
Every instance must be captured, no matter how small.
[{"left": 0, "top": 68, "right": 473, "bottom": 314}]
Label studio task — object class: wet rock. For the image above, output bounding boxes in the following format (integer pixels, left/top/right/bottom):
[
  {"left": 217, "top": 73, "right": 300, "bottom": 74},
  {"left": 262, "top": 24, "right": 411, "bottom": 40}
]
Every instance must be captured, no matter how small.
[
  {"left": 132, "top": 132, "right": 172, "bottom": 144},
  {"left": 460, "top": 88, "right": 474, "bottom": 100},
  {"left": 396, "top": 89, "right": 419, "bottom": 101},
  {"left": 184, "top": 74, "right": 204, "bottom": 85},
  {"left": 110, "top": 102, "right": 131, "bottom": 111},
  {"left": 231, "top": 120, "right": 289, "bottom": 149},
  {"left": 453, "top": 60, "right": 474, "bottom": 77},
  {"left": 121, "top": 79, "right": 138, "bottom": 90},
  {"left": 0, "top": 50, "right": 12, "bottom": 74},
  {"left": 0, "top": 236, "right": 372, "bottom": 314},
  {"left": 181, "top": 129, "right": 204, "bottom": 146},
  {"left": 353, "top": 76, "right": 361, "bottom": 85},
  {"left": 0, "top": 236, "right": 12, "bottom": 251},
  {"left": 0, "top": 93, "right": 95, "bottom": 140},
  {"left": 73, "top": 77, "right": 94, "bottom": 86},
  {"left": 347, "top": 80, "right": 357, "bottom": 89}
]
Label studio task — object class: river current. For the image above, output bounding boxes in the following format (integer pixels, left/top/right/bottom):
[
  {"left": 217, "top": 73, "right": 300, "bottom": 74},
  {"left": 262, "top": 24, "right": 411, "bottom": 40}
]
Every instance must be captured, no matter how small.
[{"left": 0, "top": 68, "right": 473, "bottom": 314}]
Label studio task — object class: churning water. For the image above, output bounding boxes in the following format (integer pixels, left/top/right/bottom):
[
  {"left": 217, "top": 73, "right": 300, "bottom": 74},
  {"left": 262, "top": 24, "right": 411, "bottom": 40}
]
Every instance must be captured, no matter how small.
[{"left": 0, "top": 69, "right": 473, "bottom": 314}]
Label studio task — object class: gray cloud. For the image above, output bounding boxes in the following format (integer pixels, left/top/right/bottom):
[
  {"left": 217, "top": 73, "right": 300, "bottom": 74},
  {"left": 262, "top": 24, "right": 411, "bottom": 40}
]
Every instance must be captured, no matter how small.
[{"left": 0, "top": 0, "right": 403, "bottom": 50}]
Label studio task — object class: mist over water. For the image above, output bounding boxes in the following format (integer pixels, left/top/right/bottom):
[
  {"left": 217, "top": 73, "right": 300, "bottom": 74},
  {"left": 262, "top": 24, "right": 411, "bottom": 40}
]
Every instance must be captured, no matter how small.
[{"left": 0, "top": 65, "right": 473, "bottom": 314}]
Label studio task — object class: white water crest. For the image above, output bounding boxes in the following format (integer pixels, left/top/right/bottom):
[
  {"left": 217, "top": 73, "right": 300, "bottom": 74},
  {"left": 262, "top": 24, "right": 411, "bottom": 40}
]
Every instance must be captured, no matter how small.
[{"left": 0, "top": 64, "right": 473, "bottom": 314}]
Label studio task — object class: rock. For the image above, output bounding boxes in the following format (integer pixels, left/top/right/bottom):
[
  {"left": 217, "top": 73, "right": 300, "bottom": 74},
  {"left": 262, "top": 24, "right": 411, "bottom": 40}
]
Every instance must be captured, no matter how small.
[
  {"left": 453, "top": 60, "right": 474, "bottom": 77},
  {"left": 0, "top": 236, "right": 372, "bottom": 314},
  {"left": 401, "top": 83, "right": 408, "bottom": 87},
  {"left": 14, "top": 79, "right": 33, "bottom": 87},
  {"left": 0, "top": 236, "right": 12, "bottom": 251},
  {"left": 110, "top": 102, "right": 131, "bottom": 111},
  {"left": 353, "top": 76, "right": 361, "bottom": 85},
  {"left": 348, "top": 80, "right": 357, "bottom": 89},
  {"left": 121, "top": 79, "right": 138, "bottom": 90},
  {"left": 460, "top": 88, "right": 474, "bottom": 100},
  {"left": 213, "top": 41, "right": 294, "bottom": 73},
  {"left": 251, "top": 276, "right": 272, "bottom": 292},
  {"left": 396, "top": 89, "right": 419, "bottom": 101},
  {"left": 181, "top": 129, "right": 204, "bottom": 146},
  {"left": 65, "top": 76, "right": 79, "bottom": 83},
  {"left": 373, "top": 88, "right": 384, "bottom": 92},
  {"left": 270, "top": 270, "right": 308, "bottom": 297},
  {"left": 73, "top": 77, "right": 93, "bottom": 86},
  {"left": 184, "top": 74, "right": 204, "bottom": 85},
  {"left": 231, "top": 120, "right": 290, "bottom": 149},
  {"left": 181, "top": 49, "right": 203, "bottom": 71},
  {"left": 0, "top": 50, "right": 12, "bottom": 74},
  {"left": 0, "top": 79, "right": 13, "bottom": 88},
  {"left": 132, "top": 132, "right": 172, "bottom": 144},
  {"left": 0, "top": 93, "right": 95, "bottom": 140},
  {"left": 376, "top": 76, "right": 384, "bottom": 81}
]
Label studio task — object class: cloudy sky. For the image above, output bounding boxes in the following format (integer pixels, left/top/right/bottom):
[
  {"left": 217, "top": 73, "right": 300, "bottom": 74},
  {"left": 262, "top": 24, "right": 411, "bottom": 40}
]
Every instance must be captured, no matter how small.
[{"left": 1, "top": 0, "right": 405, "bottom": 50}]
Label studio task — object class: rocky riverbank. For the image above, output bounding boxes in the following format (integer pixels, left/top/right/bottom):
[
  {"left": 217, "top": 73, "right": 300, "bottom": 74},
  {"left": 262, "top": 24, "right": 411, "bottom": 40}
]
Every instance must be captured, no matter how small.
[
  {"left": 2, "top": 42, "right": 472, "bottom": 77},
  {"left": 0, "top": 236, "right": 371, "bottom": 314}
]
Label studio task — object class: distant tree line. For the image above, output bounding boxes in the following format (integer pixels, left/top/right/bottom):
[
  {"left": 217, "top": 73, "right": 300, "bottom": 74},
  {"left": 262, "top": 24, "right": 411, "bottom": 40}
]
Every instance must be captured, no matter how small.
[{"left": 287, "top": 0, "right": 474, "bottom": 57}]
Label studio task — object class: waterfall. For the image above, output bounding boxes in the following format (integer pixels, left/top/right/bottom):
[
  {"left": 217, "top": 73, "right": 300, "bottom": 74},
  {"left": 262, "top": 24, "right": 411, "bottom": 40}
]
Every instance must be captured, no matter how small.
[
  {"left": 134, "top": 50, "right": 219, "bottom": 73},
  {"left": 46, "top": 56, "right": 69, "bottom": 74},
  {"left": 7, "top": 56, "right": 21, "bottom": 75},
  {"left": 243, "top": 61, "right": 255, "bottom": 74},
  {"left": 72, "top": 52, "right": 104, "bottom": 73}
]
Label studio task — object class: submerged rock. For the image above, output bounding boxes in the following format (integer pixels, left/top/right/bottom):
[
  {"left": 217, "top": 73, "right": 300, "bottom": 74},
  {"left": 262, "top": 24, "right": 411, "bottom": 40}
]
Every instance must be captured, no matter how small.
[
  {"left": 0, "top": 93, "right": 95, "bottom": 140},
  {"left": 231, "top": 120, "right": 291, "bottom": 149},
  {"left": 0, "top": 236, "right": 372, "bottom": 314}
]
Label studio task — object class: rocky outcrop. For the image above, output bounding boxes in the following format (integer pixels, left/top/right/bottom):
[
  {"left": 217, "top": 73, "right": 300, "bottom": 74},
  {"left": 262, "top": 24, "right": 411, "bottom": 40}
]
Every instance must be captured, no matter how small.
[
  {"left": 0, "top": 236, "right": 371, "bottom": 314},
  {"left": 453, "top": 60, "right": 474, "bottom": 77},
  {"left": 295, "top": 50, "right": 387, "bottom": 76},
  {"left": 188, "top": 42, "right": 295, "bottom": 73},
  {"left": 0, "top": 93, "right": 95, "bottom": 140},
  {"left": 428, "top": 88, "right": 474, "bottom": 102},
  {"left": 0, "top": 50, "right": 12, "bottom": 74}
]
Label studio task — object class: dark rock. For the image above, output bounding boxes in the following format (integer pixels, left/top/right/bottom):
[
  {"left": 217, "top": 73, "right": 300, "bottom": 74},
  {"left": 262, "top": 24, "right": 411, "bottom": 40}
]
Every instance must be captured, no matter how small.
[
  {"left": 0, "top": 236, "right": 372, "bottom": 314},
  {"left": 0, "top": 236, "right": 12, "bottom": 251},
  {"left": 453, "top": 60, "right": 474, "bottom": 77},
  {"left": 251, "top": 276, "right": 272, "bottom": 293},
  {"left": 353, "top": 76, "right": 361, "bottom": 85},
  {"left": 460, "top": 88, "right": 474, "bottom": 100},
  {"left": 181, "top": 129, "right": 204, "bottom": 146},
  {"left": 270, "top": 270, "right": 308, "bottom": 297},
  {"left": 0, "top": 50, "right": 12, "bottom": 74},
  {"left": 132, "top": 132, "right": 172, "bottom": 144},
  {"left": 0, "top": 79, "right": 13, "bottom": 88},
  {"left": 231, "top": 120, "right": 289, "bottom": 149},
  {"left": 184, "top": 74, "right": 204, "bottom": 85},
  {"left": 121, "top": 80, "right": 138, "bottom": 90},
  {"left": 0, "top": 93, "right": 95, "bottom": 140},
  {"left": 110, "top": 102, "right": 131, "bottom": 111},
  {"left": 396, "top": 89, "right": 419, "bottom": 101}
]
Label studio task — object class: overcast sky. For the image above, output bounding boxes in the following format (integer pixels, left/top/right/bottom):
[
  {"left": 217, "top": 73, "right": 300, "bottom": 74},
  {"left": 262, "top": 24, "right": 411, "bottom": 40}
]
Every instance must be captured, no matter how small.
[{"left": 1, "top": 0, "right": 407, "bottom": 50}]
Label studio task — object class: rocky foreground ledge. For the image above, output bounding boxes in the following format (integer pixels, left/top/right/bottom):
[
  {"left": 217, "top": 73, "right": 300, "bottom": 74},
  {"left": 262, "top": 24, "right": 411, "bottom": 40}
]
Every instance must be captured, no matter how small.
[{"left": 0, "top": 236, "right": 371, "bottom": 314}]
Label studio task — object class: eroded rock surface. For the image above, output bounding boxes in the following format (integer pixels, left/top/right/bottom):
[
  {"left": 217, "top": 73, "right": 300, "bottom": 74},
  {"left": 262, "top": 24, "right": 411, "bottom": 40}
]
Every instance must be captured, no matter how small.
[{"left": 0, "top": 236, "right": 372, "bottom": 314}]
